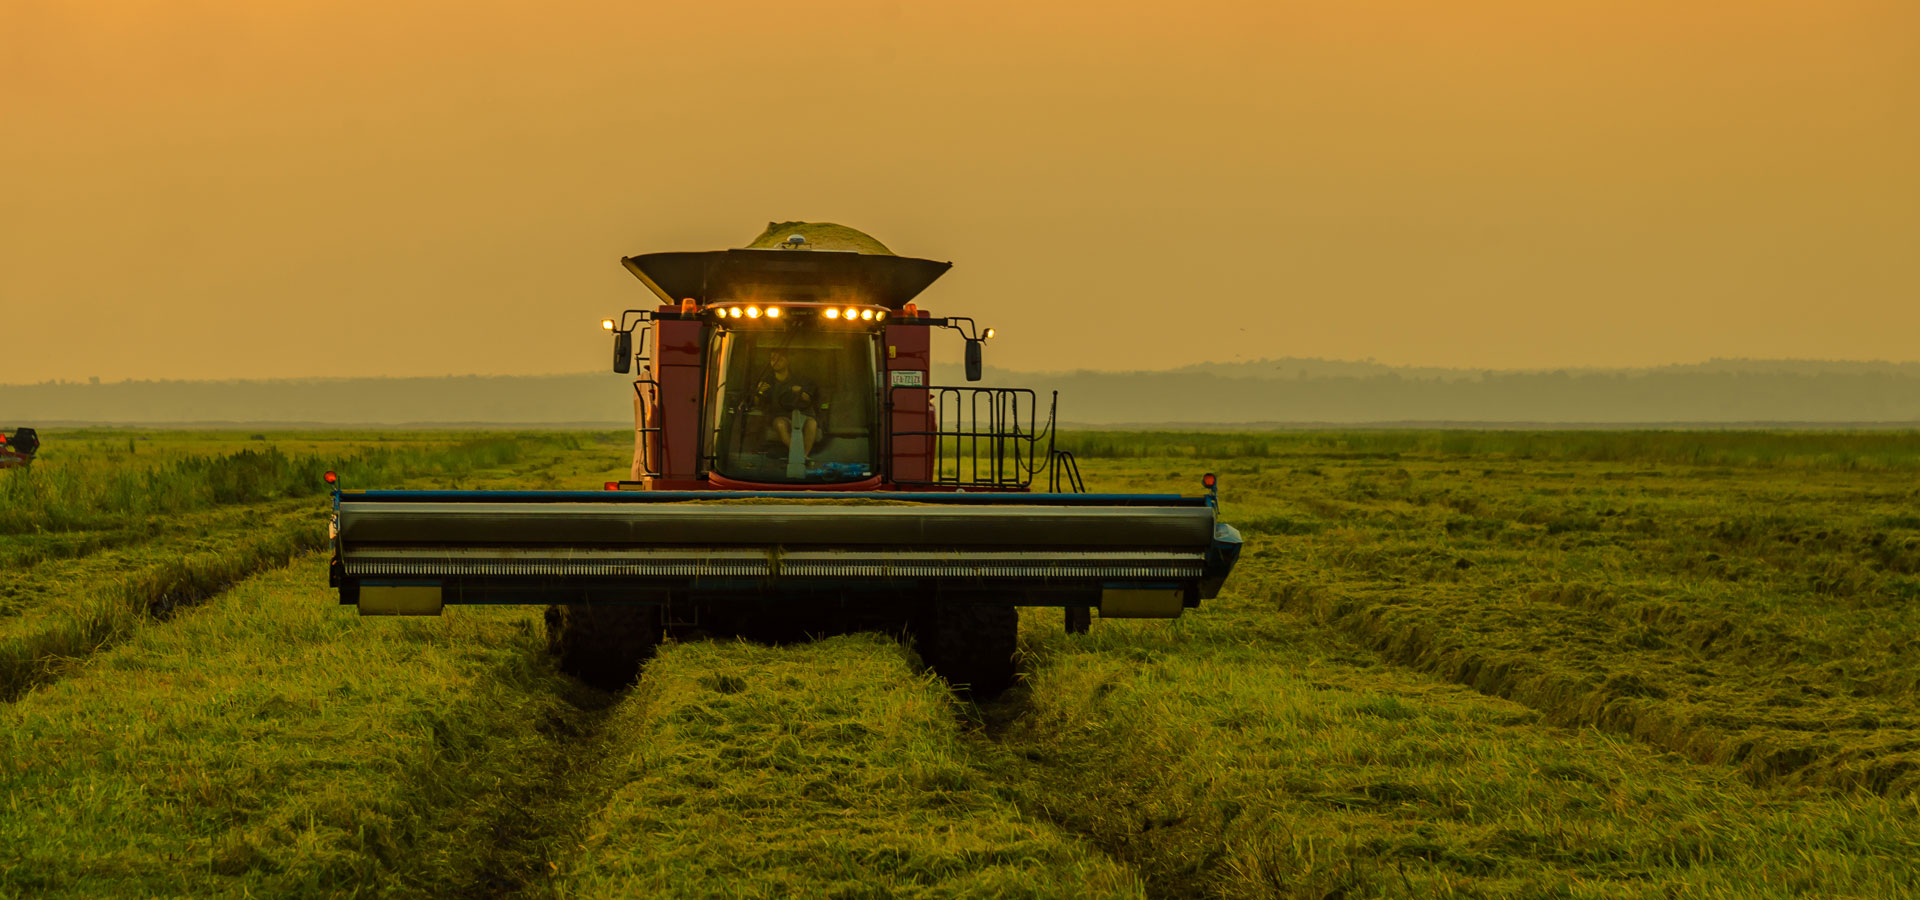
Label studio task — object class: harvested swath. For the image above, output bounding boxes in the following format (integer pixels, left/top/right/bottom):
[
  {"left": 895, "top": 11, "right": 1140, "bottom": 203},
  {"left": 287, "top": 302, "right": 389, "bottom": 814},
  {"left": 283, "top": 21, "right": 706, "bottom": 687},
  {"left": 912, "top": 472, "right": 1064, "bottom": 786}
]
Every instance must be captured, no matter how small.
[
  {"left": 0, "top": 502, "right": 324, "bottom": 700},
  {"left": 1077, "top": 448, "right": 1920, "bottom": 797},
  {"left": 1275, "top": 579, "right": 1920, "bottom": 796},
  {"left": 554, "top": 635, "right": 1142, "bottom": 899},
  {"left": 990, "top": 591, "right": 1920, "bottom": 899},
  {"left": 0, "top": 499, "right": 329, "bottom": 620},
  {"left": 0, "top": 556, "right": 599, "bottom": 899}
]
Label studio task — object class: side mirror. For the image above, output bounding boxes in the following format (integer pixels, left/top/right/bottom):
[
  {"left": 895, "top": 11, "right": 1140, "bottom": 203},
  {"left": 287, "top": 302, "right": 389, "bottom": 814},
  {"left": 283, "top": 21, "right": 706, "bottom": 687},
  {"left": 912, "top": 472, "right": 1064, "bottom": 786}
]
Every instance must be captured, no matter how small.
[
  {"left": 613, "top": 331, "right": 633, "bottom": 374},
  {"left": 965, "top": 339, "right": 983, "bottom": 382}
]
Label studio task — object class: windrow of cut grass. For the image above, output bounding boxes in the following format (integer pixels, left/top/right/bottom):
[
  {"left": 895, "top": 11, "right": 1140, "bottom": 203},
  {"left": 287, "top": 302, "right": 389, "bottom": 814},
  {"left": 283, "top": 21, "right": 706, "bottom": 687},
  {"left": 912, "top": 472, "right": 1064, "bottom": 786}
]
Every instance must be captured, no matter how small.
[
  {"left": 552, "top": 635, "right": 1143, "bottom": 899},
  {"left": 0, "top": 431, "right": 546, "bottom": 536},
  {"left": 0, "top": 500, "right": 309, "bottom": 621},
  {"left": 0, "top": 501, "right": 324, "bottom": 701},
  {"left": 987, "top": 588, "right": 1920, "bottom": 899},
  {"left": 1092, "top": 440, "right": 1920, "bottom": 796},
  {"left": 0, "top": 554, "right": 603, "bottom": 900}
]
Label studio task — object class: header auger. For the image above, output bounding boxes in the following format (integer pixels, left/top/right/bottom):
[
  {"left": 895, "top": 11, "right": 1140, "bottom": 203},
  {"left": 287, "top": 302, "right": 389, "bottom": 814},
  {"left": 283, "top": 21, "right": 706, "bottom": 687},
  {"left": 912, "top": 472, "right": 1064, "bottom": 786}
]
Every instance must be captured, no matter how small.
[{"left": 328, "top": 223, "right": 1242, "bottom": 694}]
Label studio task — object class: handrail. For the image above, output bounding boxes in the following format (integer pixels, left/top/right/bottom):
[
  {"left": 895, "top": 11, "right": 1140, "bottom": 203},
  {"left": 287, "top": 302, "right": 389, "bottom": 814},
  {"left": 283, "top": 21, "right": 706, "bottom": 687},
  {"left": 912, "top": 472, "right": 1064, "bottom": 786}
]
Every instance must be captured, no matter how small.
[
  {"left": 887, "top": 386, "right": 1043, "bottom": 489},
  {"left": 1049, "top": 450, "right": 1086, "bottom": 493},
  {"left": 632, "top": 376, "right": 662, "bottom": 478}
]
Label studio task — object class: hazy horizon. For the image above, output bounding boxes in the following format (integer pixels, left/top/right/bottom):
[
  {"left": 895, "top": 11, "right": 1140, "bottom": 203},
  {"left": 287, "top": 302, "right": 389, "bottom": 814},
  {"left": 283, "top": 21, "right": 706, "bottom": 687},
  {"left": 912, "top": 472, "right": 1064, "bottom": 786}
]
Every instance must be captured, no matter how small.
[
  {"left": 11, "top": 353, "right": 1920, "bottom": 389},
  {"left": 6, "top": 1, "right": 1916, "bottom": 383},
  {"left": 8, "top": 358, "right": 1919, "bottom": 426}
]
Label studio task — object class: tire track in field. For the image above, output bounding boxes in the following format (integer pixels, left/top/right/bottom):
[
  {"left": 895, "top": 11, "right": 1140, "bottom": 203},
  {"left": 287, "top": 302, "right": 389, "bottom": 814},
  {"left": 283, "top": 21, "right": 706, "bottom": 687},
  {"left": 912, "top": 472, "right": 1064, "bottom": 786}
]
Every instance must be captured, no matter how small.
[
  {"left": 961, "top": 658, "right": 1255, "bottom": 900},
  {"left": 413, "top": 680, "right": 629, "bottom": 900}
]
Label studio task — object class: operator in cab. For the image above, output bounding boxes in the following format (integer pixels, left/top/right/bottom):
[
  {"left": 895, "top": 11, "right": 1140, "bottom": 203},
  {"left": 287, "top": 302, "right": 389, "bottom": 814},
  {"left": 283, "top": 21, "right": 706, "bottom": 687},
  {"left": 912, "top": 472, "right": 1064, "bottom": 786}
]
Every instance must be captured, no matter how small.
[{"left": 755, "top": 349, "right": 821, "bottom": 458}]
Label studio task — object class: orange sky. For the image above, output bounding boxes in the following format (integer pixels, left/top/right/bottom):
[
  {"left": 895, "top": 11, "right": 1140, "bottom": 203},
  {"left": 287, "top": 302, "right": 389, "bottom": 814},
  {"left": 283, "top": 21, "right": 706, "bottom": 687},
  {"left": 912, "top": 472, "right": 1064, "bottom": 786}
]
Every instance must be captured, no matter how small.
[{"left": 3, "top": 0, "right": 1915, "bottom": 382}]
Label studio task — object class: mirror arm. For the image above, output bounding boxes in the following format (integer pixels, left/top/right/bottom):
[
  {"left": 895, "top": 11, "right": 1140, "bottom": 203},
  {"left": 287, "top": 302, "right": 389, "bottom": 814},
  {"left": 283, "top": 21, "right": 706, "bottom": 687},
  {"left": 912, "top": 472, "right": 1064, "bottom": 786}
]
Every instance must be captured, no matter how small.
[
  {"left": 615, "top": 309, "right": 654, "bottom": 333},
  {"left": 941, "top": 316, "right": 979, "bottom": 340}
]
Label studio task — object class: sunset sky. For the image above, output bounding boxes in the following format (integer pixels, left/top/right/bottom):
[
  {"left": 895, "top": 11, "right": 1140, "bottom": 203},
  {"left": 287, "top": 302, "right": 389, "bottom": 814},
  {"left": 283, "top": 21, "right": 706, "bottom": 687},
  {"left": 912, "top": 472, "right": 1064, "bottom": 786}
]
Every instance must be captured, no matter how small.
[{"left": 3, "top": 0, "right": 1915, "bottom": 383}]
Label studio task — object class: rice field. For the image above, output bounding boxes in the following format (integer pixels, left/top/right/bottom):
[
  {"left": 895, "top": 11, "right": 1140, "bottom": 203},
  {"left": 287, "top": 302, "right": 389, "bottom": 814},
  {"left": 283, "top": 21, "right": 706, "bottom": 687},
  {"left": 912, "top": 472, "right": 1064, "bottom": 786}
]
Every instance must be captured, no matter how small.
[{"left": 2, "top": 428, "right": 1918, "bottom": 898}]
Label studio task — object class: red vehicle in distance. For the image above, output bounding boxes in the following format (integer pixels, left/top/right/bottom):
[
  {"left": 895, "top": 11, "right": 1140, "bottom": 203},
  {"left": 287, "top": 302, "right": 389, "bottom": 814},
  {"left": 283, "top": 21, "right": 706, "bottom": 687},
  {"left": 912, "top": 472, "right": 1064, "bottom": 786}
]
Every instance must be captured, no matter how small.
[{"left": 0, "top": 428, "right": 37, "bottom": 470}]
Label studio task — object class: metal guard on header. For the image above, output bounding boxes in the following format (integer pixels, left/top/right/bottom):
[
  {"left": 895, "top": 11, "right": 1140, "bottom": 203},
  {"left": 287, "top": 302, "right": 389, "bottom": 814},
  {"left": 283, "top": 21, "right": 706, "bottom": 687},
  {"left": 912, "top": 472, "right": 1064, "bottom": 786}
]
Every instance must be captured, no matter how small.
[{"left": 333, "top": 490, "right": 1243, "bottom": 608}]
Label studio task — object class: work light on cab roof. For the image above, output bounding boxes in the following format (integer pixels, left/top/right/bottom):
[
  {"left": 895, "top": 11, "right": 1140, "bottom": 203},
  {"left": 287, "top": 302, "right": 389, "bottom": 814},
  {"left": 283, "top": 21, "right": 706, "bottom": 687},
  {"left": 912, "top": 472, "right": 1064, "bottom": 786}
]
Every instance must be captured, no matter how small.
[{"left": 326, "top": 221, "right": 1242, "bottom": 697}]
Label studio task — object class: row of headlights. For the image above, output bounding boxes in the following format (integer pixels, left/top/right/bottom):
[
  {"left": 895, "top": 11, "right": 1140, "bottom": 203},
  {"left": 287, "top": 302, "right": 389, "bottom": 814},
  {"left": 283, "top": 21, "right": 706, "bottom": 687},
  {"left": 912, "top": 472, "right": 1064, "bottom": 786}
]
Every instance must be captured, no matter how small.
[
  {"left": 603, "top": 306, "right": 895, "bottom": 330},
  {"left": 716, "top": 305, "right": 782, "bottom": 319},
  {"left": 712, "top": 305, "right": 887, "bottom": 322}
]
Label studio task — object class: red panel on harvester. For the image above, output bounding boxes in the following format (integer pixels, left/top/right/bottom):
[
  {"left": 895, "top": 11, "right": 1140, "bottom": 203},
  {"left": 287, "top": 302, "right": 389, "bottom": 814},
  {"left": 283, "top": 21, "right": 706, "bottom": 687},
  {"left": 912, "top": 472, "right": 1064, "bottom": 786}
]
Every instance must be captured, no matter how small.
[
  {"left": 655, "top": 318, "right": 705, "bottom": 479},
  {"left": 886, "top": 324, "right": 932, "bottom": 484}
]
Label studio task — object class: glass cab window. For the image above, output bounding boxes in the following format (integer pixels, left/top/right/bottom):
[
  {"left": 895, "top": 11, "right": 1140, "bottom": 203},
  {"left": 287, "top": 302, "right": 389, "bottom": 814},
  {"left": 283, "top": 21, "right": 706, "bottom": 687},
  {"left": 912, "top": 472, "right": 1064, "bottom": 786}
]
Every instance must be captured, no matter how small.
[{"left": 702, "top": 319, "right": 881, "bottom": 485}]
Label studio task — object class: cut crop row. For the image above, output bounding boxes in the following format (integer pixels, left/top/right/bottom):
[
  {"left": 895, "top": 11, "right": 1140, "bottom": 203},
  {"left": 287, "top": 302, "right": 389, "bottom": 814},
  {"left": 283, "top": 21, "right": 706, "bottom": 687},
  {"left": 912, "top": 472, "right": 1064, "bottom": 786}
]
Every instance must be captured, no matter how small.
[
  {"left": 0, "top": 501, "right": 326, "bottom": 701},
  {"left": 1087, "top": 450, "right": 1920, "bottom": 797},
  {"left": 981, "top": 584, "right": 1920, "bottom": 899},
  {"left": 1212, "top": 457, "right": 1920, "bottom": 796},
  {"left": 0, "top": 555, "right": 606, "bottom": 899},
  {"left": 548, "top": 634, "right": 1143, "bottom": 899}
]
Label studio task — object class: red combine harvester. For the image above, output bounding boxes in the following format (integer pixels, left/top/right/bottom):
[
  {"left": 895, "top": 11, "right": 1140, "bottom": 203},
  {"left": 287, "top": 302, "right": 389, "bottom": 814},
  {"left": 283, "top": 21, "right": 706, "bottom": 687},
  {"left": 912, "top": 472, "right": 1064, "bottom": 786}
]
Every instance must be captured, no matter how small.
[
  {"left": 328, "top": 224, "right": 1241, "bottom": 693},
  {"left": 0, "top": 428, "right": 38, "bottom": 470}
]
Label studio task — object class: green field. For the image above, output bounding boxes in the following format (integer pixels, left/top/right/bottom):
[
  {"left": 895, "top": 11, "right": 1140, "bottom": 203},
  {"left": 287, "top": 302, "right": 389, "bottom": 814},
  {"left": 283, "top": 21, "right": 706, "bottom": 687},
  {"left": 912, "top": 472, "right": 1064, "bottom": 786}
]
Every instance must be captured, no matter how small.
[{"left": 3, "top": 429, "right": 1919, "bottom": 898}]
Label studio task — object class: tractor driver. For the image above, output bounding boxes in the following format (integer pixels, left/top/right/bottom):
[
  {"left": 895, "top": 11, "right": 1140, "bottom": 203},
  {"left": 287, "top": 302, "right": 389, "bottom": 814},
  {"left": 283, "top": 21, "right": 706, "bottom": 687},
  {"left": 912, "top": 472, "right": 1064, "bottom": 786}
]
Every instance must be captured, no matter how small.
[{"left": 755, "top": 349, "right": 820, "bottom": 457}]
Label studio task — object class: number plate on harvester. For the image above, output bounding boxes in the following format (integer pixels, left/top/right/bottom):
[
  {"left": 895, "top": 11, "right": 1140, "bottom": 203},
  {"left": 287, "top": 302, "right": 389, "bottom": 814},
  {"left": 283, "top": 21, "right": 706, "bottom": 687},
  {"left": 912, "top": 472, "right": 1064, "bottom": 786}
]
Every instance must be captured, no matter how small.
[{"left": 889, "top": 370, "right": 925, "bottom": 387}]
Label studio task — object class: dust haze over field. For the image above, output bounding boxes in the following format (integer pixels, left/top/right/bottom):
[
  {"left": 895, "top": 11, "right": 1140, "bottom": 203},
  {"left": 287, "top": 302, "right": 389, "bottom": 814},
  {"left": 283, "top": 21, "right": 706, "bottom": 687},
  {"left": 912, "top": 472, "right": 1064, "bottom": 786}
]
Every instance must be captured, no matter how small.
[{"left": 4, "top": 1, "right": 1918, "bottom": 387}]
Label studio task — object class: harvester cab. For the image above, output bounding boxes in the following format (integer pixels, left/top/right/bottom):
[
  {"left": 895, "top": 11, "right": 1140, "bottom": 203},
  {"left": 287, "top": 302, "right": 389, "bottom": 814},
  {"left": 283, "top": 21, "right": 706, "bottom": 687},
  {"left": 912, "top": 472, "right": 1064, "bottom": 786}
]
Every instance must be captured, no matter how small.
[{"left": 328, "top": 223, "right": 1242, "bottom": 694}]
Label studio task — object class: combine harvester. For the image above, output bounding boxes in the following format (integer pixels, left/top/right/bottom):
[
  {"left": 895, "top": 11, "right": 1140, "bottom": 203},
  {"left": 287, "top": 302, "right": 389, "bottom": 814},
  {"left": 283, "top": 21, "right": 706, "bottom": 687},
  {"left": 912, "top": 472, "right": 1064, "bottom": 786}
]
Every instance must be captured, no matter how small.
[{"left": 327, "top": 223, "right": 1241, "bottom": 693}]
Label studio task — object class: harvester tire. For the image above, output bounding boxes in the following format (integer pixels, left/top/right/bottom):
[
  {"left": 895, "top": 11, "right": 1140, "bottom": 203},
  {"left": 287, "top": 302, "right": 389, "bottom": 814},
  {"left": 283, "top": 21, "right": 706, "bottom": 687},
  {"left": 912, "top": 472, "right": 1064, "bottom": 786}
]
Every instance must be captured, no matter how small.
[
  {"left": 913, "top": 603, "right": 1018, "bottom": 697},
  {"left": 1065, "top": 605, "right": 1092, "bottom": 635},
  {"left": 544, "top": 603, "right": 661, "bottom": 689}
]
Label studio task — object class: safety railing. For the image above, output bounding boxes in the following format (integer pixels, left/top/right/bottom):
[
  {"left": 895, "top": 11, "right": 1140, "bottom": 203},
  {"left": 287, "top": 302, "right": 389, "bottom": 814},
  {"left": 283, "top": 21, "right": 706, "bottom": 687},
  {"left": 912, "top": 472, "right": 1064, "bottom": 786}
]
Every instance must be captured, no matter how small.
[{"left": 888, "top": 387, "right": 1045, "bottom": 489}]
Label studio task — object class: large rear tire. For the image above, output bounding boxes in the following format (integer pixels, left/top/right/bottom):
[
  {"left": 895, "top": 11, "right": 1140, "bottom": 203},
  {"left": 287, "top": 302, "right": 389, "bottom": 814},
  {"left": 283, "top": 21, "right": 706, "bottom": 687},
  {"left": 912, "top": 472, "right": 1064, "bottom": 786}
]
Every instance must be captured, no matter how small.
[
  {"left": 913, "top": 603, "right": 1019, "bottom": 697},
  {"left": 544, "top": 604, "right": 662, "bottom": 689}
]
